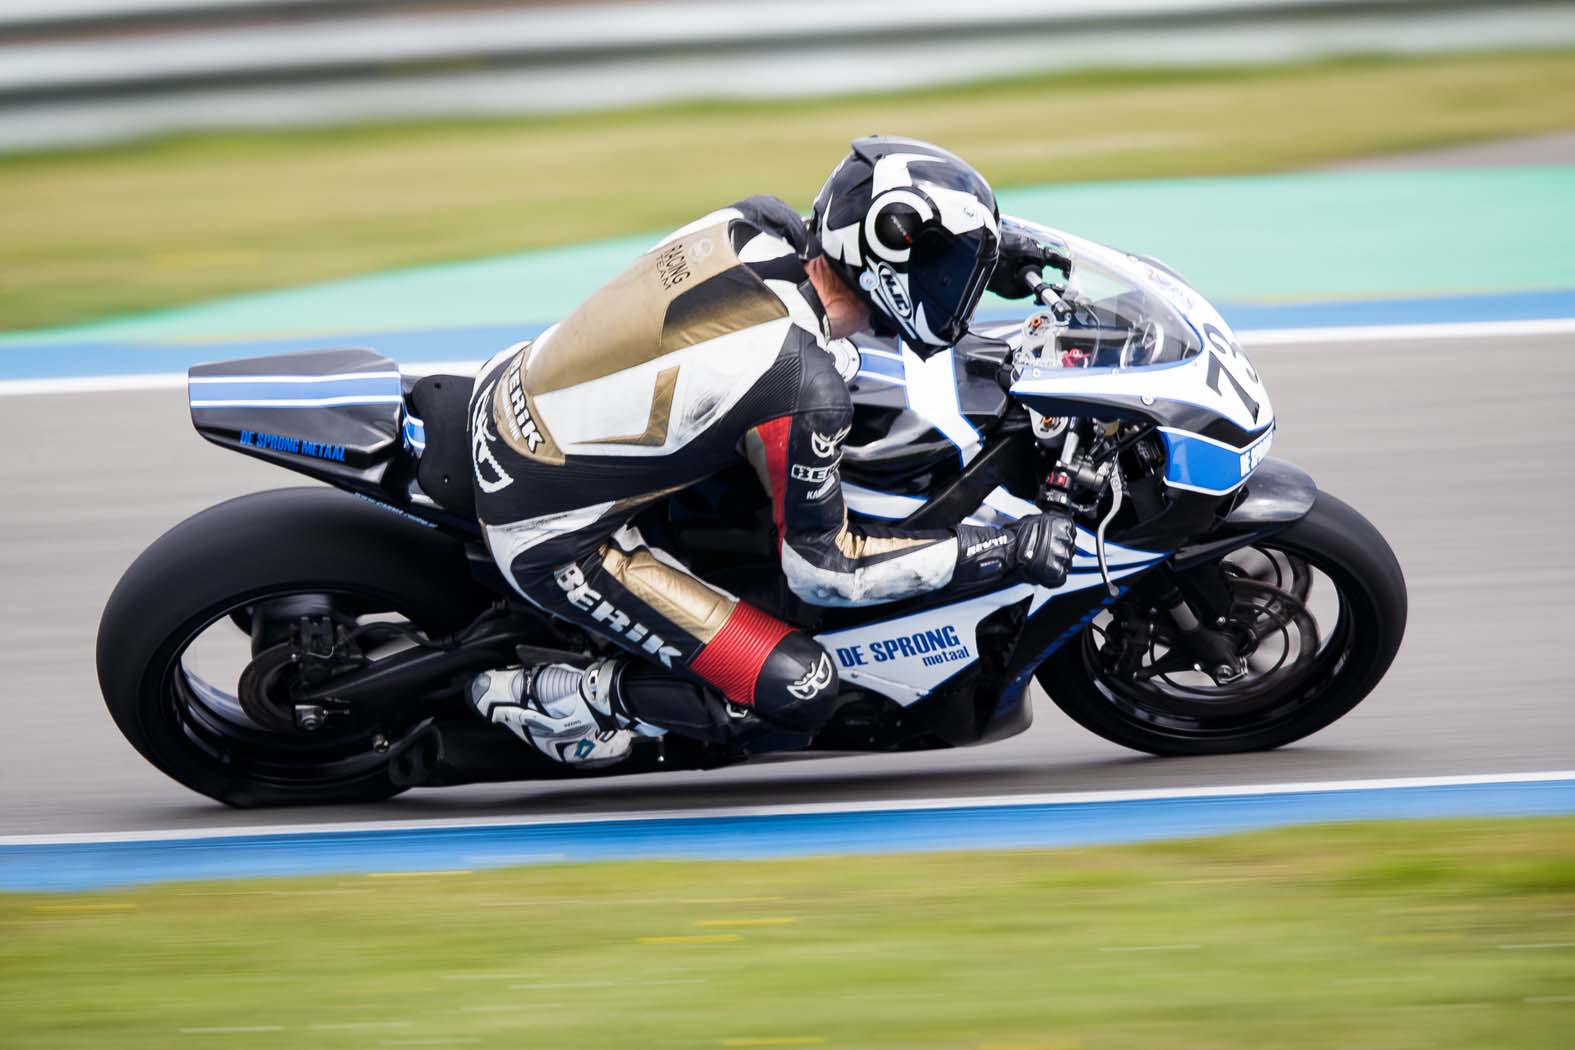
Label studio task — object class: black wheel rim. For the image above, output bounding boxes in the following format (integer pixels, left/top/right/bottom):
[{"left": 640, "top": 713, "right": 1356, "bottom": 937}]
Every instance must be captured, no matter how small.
[
  {"left": 1078, "top": 541, "right": 1356, "bottom": 741},
  {"left": 161, "top": 586, "right": 442, "bottom": 793}
]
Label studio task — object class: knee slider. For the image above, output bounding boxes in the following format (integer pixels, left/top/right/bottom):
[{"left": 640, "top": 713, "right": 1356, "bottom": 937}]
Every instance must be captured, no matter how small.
[{"left": 754, "top": 633, "right": 840, "bottom": 732}]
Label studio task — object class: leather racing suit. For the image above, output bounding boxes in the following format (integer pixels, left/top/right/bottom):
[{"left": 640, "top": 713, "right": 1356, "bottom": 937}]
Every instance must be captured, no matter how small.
[{"left": 469, "top": 197, "right": 1018, "bottom": 751}]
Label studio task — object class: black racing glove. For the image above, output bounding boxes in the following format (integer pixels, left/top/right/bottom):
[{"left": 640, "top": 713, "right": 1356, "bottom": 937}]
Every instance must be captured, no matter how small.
[
  {"left": 1012, "top": 511, "right": 1077, "bottom": 590},
  {"left": 988, "top": 231, "right": 1072, "bottom": 300},
  {"left": 952, "top": 523, "right": 1017, "bottom": 588}
]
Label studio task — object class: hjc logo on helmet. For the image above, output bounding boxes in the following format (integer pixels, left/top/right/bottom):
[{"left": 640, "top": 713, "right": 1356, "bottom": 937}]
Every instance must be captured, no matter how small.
[{"left": 875, "top": 264, "right": 913, "bottom": 318}]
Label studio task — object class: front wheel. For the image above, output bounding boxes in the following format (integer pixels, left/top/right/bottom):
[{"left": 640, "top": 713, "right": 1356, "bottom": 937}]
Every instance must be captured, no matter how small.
[{"left": 1038, "top": 490, "right": 1406, "bottom": 756}]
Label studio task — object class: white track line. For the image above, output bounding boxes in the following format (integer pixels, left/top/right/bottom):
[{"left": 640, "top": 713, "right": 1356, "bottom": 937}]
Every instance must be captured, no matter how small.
[
  {"left": 1240, "top": 317, "right": 1575, "bottom": 345},
  {"left": 0, "top": 371, "right": 187, "bottom": 396},
  {"left": 3, "top": 318, "right": 1573, "bottom": 397},
  {"left": 1, "top": 770, "right": 1570, "bottom": 848}
]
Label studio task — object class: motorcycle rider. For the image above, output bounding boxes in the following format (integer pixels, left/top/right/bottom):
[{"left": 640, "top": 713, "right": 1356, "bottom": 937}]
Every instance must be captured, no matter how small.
[{"left": 468, "top": 136, "right": 1077, "bottom": 765}]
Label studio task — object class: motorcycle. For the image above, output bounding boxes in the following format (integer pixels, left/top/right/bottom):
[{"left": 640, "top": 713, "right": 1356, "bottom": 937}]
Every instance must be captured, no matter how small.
[{"left": 96, "top": 217, "right": 1407, "bottom": 807}]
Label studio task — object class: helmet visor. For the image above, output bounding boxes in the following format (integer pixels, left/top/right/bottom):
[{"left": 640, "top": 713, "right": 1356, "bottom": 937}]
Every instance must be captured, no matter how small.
[{"left": 906, "top": 224, "right": 999, "bottom": 347}]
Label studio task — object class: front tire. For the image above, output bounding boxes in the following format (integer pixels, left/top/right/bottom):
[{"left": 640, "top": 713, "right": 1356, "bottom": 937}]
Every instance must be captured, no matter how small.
[
  {"left": 1038, "top": 490, "right": 1406, "bottom": 756},
  {"left": 96, "top": 488, "right": 493, "bottom": 807}
]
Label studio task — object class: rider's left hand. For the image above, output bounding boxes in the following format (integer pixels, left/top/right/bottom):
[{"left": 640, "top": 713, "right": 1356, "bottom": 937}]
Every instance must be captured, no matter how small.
[
  {"left": 1012, "top": 511, "right": 1077, "bottom": 590},
  {"left": 988, "top": 232, "right": 1068, "bottom": 300}
]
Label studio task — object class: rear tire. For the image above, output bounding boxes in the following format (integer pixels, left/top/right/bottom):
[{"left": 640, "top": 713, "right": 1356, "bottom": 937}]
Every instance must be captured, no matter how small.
[
  {"left": 96, "top": 488, "right": 493, "bottom": 807},
  {"left": 1038, "top": 490, "right": 1406, "bottom": 756}
]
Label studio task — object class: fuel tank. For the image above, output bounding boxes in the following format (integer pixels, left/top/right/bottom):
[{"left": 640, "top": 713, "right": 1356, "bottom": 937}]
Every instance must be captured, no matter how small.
[{"left": 841, "top": 335, "right": 1009, "bottom": 490}]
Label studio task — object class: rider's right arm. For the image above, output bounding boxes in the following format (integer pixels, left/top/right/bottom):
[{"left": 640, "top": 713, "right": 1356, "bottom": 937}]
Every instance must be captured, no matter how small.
[{"left": 744, "top": 349, "right": 1017, "bottom": 608}]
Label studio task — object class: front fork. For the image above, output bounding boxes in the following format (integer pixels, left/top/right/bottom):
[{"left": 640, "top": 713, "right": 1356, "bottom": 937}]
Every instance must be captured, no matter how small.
[{"left": 1119, "top": 562, "right": 1249, "bottom": 685}]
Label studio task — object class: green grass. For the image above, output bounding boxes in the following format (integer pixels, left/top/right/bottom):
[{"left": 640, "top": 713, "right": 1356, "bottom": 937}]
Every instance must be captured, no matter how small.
[
  {"left": 3, "top": 51, "right": 1575, "bottom": 333},
  {"left": 1, "top": 817, "right": 1572, "bottom": 1049}
]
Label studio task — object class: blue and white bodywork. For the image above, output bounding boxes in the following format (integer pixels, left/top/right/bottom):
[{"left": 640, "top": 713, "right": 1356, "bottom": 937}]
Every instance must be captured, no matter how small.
[
  {"left": 1004, "top": 222, "right": 1274, "bottom": 497},
  {"left": 816, "top": 526, "right": 1164, "bottom": 705},
  {"left": 815, "top": 219, "right": 1275, "bottom": 708},
  {"left": 187, "top": 346, "right": 407, "bottom": 483}
]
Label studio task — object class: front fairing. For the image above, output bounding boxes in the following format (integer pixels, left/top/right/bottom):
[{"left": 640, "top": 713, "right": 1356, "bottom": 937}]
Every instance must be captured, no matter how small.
[
  {"left": 802, "top": 225, "right": 1281, "bottom": 734},
  {"left": 1000, "top": 219, "right": 1274, "bottom": 493},
  {"left": 750, "top": 224, "right": 1282, "bottom": 743}
]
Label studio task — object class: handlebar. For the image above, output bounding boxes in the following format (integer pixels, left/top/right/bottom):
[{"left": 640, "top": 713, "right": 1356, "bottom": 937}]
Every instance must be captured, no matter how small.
[{"left": 1020, "top": 268, "right": 1070, "bottom": 317}]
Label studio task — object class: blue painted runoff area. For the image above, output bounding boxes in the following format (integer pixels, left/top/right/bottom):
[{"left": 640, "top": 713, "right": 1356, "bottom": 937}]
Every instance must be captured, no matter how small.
[
  {"left": 2, "top": 288, "right": 1573, "bottom": 383},
  {"left": 3, "top": 777, "right": 1572, "bottom": 893},
  {"left": 0, "top": 321, "right": 544, "bottom": 383}
]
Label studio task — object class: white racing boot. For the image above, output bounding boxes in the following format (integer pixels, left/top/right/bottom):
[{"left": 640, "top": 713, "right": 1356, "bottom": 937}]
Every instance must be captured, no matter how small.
[{"left": 469, "top": 658, "right": 633, "bottom": 768}]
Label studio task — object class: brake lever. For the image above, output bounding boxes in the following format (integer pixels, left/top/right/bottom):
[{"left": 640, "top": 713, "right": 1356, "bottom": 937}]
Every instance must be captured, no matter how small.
[{"left": 1048, "top": 439, "right": 1122, "bottom": 596}]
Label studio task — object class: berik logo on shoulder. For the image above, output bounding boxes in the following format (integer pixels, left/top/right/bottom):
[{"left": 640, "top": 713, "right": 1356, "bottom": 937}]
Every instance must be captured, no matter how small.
[{"left": 503, "top": 363, "right": 544, "bottom": 455}]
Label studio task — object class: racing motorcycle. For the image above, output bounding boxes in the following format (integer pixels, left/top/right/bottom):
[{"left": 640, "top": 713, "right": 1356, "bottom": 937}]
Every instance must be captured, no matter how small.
[{"left": 96, "top": 218, "right": 1407, "bottom": 807}]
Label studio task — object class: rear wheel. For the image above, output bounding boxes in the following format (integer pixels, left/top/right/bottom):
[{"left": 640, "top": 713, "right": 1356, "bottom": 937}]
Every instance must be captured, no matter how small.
[
  {"left": 97, "top": 488, "right": 494, "bottom": 807},
  {"left": 1038, "top": 491, "right": 1406, "bottom": 755}
]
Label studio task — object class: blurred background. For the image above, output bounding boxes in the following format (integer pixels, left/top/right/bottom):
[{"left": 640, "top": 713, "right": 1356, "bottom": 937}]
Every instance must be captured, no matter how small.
[
  {"left": 2, "top": 3, "right": 1573, "bottom": 1049},
  {"left": 2, "top": 0, "right": 1574, "bottom": 338}
]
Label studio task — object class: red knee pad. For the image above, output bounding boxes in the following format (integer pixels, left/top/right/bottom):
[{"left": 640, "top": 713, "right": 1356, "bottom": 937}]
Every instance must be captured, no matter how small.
[{"left": 688, "top": 603, "right": 794, "bottom": 707}]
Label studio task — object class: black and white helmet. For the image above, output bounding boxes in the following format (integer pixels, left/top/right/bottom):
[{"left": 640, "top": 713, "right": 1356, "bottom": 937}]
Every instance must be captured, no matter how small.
[{"left": 811, "top": 136, "right": 1000, "bottom": 353}]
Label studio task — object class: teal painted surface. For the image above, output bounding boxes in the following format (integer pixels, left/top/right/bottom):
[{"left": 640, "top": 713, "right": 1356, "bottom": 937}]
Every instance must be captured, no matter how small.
[
  {"left": 0, "top": 233, "right": 656, "bottom": 349},
  {"left": 1003, "top": 166, "right": 1575, "bottom": 301},
  {"left": 4, "top": 166, "right": 1573, "bottom": 349}
]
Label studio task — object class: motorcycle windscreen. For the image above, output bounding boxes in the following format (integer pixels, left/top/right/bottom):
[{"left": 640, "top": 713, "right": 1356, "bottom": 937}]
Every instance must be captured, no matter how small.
[{"left": 188, "top": 347, "right": 405, "bottom": 479}]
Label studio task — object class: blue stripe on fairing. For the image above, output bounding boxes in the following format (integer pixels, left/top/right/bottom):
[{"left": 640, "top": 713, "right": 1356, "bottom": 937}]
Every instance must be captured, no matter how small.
[
  {"left": 1162, "top": 428, "right": 1270, "bottom": 494},
  {"left": 855, "top": 353, "right": 905, "bottom": 380},
  {"left": 403, "top": 414, "right": 427, "bottom": 452},
  {"left": 188, "top": 376, "right": 402, "bottom": 402},
  {"left": 2, "top": 778, "right": 1571, "bottom": 892},
  {"left": 190, "top": 397, "right": 404, "bottom": 410}
]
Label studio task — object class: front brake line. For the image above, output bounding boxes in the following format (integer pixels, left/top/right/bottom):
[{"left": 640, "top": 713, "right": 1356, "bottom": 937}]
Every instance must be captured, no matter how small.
[{"left": 1095, "top": 465, "right": 1124, "bottom": 597}]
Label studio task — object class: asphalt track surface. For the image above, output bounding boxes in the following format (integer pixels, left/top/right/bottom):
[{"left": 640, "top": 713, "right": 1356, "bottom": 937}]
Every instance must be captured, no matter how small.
[{"left": 1, "top": 331, "right": 1571, "bottom": 835}]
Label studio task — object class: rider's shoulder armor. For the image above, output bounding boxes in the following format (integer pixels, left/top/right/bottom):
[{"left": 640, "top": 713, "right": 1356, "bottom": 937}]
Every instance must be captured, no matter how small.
[
  {"left": 730, "top": 195, "right": 809, "bottom": 257},
  {"left": 486, "top": 202, "right": 821, "bottom": 466}
]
